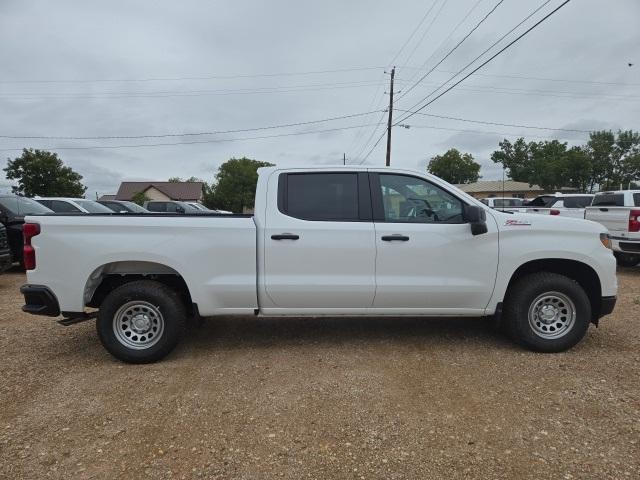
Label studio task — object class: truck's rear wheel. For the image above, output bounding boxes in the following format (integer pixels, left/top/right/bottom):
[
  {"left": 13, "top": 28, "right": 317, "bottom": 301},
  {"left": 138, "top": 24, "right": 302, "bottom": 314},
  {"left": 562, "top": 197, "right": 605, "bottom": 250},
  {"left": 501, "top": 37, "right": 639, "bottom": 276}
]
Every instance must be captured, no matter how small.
[
  {"left": 97, "top": 280, "right": 186, "bottom": 363},
  {"left": 614, "top": 252, "right": 640, "bottom": 267},
  {"left": 504, "top": 272, "right": 591, "bottom": 352}
]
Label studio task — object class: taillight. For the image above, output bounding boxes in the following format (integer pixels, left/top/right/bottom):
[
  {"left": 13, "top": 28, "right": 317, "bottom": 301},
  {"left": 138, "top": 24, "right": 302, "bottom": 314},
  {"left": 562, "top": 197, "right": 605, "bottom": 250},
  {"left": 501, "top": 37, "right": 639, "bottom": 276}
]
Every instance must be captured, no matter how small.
[
  {"left": 23, "top": 223, "right": 40, "bottom": 270},
  {"left": 629, "top": 209, "right": 640, "bottom": 233},
  {"left": 550, "top": 209, "right": 560, "bottom": 216}
]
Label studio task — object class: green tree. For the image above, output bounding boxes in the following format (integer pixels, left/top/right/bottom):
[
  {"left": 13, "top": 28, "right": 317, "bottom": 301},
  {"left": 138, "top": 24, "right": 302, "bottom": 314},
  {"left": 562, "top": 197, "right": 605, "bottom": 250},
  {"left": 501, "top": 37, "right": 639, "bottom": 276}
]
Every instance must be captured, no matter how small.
[
  {"left": 490, "top": 138, "right": 532, "bottom": 182},
  {"left": 586, "top": 130, "right": 640, "bottom": 190},
  {"left": 205, "top": 157, "right": 274, "bottom": 212},
  {"left": 168, "top": 176, "right": 203, "bottom": 182},
  {"left": 4, "top": 148, "right": 87, "bottom": 197},
  {"left": 427, "top": 148, "right": 480, "bottom": 184},
  {"left": 131, "top": 191, "right": 151, "bottom": 206}
]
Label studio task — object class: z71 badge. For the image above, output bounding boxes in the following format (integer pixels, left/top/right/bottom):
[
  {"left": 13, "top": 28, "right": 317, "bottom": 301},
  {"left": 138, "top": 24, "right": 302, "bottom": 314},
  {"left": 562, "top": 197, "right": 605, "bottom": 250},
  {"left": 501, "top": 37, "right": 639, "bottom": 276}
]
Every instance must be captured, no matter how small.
[{"left": 505, "top": 219, "right": 531, "bottom": 226}]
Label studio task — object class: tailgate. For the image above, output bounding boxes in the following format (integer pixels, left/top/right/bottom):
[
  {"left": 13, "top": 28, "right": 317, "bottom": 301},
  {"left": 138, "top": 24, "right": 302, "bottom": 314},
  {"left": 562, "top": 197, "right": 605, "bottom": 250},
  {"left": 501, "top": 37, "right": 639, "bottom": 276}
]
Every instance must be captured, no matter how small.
[{"left": 585, "top": 207, "right": 629, "bottom": 232}]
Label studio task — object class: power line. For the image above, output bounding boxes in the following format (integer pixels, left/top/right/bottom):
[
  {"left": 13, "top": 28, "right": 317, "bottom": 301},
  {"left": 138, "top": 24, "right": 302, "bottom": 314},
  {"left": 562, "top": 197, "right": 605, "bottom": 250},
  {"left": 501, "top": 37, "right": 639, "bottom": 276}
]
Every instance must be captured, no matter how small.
[
  {"left": 394, "top": 109, "right": 592, "bottom": 132},
  {"left": 0, "top": 80, "right": 390, "bottom": 100},
  {"left": 352, "top": 111, "right": 388, "bottom": 161},
  {"left": 358, "top": 129, "right": 388, "bottom": 165},
  {"left": 399, "top": 0, "right": 450, "bottom": 69},
  {"left": 0, "top": 110, "right": 383, "bottom": 140},
  {"left": 0, "top": 122, "right": 382, "bottom": 152},
  {"left": 396, "top": 0, "right": 572, "bottom": 125},
  {"left": 401, "top": 0, "right": 485, "bottom": 88},
  {"left": 398, "top": 0, "right": 509, "bottom": 102},
  {"left": 388, "top": 0, "right": 441, "bottom": 66},
  {"left": 0, "top": 66, "right": 386, "bottom": 84},
  {"left": 402, "top": 123, "right": 589, "bottom": 141}
]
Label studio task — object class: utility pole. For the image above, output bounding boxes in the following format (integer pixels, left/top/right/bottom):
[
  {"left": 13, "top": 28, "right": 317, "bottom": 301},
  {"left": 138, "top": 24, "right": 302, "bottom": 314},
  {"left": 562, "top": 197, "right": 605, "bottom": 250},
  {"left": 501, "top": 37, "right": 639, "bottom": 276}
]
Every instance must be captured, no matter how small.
[
  {"left": 343, "top": 152, "right": 346, "bottom": 165},
  {"left": 385, "top": 66, "right": 395, "bottom": 167}
]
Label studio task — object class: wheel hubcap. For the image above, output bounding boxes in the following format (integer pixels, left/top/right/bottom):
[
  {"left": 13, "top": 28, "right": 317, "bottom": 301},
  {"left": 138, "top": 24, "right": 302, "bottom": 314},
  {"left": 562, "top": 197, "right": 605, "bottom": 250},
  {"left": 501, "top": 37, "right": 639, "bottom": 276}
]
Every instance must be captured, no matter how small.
[
  {"left": 528, "top": 292, "right": 576, "bottom": 339},
  {"left": 113, "top": 301, "right": 164, "bottom": 349}
]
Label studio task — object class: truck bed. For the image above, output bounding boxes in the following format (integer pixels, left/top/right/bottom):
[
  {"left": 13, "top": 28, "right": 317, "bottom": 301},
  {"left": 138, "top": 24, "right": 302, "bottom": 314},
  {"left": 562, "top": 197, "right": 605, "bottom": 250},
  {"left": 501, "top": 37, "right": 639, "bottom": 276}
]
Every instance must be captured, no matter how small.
[{"left": 25, "top": 213, "right": 258, "bottom": 315}]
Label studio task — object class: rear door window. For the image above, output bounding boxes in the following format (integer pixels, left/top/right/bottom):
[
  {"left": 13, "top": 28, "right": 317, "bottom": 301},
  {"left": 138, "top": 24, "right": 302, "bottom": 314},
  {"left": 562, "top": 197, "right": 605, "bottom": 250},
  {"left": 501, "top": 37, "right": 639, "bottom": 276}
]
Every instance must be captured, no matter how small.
[
  {"left": 634, "top": 194, "right": 640, "bottom": 207},
  {"left": 592, "top": 194, "right": 624, "bottom": 206},
  {"left": 280, "top": 173, "right": 360, "bottom": 221},
  {"left": 146, "top": 202, "right": 166, "bottom": 212},
  {"left": 563, "top": 196, "right": 593, "bottom": 208}
]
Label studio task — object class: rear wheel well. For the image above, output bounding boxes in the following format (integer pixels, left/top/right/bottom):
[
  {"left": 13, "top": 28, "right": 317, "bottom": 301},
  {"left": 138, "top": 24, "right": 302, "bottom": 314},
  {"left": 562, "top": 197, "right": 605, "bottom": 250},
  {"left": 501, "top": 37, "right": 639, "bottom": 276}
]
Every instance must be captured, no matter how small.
[
  {"left": 505, "top": 259, "right": 602, "bottom": 321},
  {"left": 87, "top": 274, "right": 195, "bottom": 315}
]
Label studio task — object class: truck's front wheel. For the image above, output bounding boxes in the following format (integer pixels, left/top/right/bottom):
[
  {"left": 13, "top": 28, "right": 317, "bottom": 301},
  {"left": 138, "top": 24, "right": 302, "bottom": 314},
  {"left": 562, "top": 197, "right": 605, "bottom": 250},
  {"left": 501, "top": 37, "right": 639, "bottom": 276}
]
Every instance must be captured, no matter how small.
[
  {"left": 97, "top": 280, "right": 186, "bottom": 363},
  {"left": 504, "top": 272, "right": 591, "bottom": 353}
]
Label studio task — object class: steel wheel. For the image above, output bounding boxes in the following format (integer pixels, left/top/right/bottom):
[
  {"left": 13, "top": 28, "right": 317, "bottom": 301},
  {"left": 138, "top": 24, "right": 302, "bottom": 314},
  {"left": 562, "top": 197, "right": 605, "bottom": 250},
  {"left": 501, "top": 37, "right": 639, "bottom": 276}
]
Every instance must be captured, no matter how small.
[
  {"left": 527, "top": 291, "right": 576, "bottom": 339},
  {"left": 112, "top": 301, "right": 164, "bottom": 350}
]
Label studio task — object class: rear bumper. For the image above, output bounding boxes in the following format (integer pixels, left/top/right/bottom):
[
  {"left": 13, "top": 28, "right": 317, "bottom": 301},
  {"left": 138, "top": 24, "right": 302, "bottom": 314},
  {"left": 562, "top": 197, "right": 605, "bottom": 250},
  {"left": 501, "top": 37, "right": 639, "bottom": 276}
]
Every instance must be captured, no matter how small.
[
  {"left": 20, "top": 284, "right": 60, "bottom": 316},
  {"left": 0, "top": 252, "right": 11, "bottom": 272},
  {"left": 610, "top": 236, "right": 640, "bottom": 254}
]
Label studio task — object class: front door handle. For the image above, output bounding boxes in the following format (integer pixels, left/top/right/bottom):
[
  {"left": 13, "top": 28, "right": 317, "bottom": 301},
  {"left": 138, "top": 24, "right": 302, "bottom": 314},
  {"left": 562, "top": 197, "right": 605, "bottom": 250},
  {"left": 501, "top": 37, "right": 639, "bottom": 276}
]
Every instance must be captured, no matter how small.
[
  {"left": 271, "top": 233, "right": 300, "bottom": 240},
  {"left": 381, "top": 235, "right": 410, "bottom": 242}
]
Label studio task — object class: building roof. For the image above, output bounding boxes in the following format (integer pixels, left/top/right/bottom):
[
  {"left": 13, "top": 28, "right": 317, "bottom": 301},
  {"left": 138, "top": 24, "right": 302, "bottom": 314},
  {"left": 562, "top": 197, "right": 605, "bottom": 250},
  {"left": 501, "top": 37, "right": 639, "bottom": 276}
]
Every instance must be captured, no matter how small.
[
  {"left": 115, "top": 181, "right": 204, "bottom": 201},
  {"left": 455, "top": 180, "right": 545, "bottom": 193}
]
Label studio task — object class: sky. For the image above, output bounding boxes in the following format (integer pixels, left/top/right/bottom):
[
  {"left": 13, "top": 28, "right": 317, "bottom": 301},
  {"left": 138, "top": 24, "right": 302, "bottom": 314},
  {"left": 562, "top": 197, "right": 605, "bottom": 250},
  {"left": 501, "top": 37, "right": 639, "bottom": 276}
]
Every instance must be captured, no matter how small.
[{"left": 0, "top": 0, "right": 638, "bottom": 197}]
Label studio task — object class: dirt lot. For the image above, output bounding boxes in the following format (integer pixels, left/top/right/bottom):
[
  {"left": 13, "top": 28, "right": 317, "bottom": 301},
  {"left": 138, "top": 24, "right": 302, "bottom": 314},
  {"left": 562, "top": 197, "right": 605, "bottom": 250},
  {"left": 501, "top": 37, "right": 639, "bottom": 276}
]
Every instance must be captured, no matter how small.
[{"left": 1, "top": 269, "right": 639, "bottom": 480}]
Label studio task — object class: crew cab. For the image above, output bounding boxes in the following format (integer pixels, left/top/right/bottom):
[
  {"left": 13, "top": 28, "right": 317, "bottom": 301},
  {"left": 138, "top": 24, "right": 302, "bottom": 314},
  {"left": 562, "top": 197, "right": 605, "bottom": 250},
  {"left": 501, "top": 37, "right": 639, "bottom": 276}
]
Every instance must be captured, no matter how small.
[
  {"left": 36, "top": 197, "right": 114, "bottom": 214},
  {"left": 585, "top": 190, "right": 640, "bottom": 266},
  {"left": 20, "top": 167, "right": 617, "bottom": 363}
]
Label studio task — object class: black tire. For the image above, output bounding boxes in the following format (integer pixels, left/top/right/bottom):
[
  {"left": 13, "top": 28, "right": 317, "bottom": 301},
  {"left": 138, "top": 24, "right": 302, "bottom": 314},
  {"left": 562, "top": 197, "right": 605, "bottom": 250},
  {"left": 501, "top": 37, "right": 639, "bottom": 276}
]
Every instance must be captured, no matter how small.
[
  {"left": 96, "top": 280, "right": 186, "bottom": 363},
  {"left": 503, "top": 272, "right": 591, "bottom": 353},
  {"left": 614, "top": 252, "right": 640, "bottom": 267}
]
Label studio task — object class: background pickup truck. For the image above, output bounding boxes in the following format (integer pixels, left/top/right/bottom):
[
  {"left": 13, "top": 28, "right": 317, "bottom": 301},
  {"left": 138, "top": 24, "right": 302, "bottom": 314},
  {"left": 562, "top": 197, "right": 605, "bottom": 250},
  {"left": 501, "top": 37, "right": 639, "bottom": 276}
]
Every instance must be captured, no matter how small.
[
  {"left": 526, "top": 194, "right": 595, "bottom": 218},
  {"left": 585, "top": 190, "right": 640, "bottom": 266},
  {"left": 21, "top": 167, "right": 617, "bottom": 363}
]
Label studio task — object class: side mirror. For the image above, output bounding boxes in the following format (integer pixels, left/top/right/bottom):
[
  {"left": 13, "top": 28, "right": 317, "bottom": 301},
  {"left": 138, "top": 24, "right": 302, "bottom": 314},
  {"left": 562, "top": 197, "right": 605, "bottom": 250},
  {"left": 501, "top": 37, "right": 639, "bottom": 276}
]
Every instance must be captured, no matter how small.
[
  {"left": 176, "top": 206, "right": 185, "bottom": 214},
  {"left": 463, "top": 204, "right": 488, "bottom": 236}
]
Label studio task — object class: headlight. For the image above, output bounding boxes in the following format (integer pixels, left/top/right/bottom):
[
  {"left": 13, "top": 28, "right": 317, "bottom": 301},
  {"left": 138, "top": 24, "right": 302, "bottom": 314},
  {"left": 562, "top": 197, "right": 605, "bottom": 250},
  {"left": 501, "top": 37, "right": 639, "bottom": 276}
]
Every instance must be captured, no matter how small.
[{"left": 600, "top": 233, "right": 612, "bottom": 250}]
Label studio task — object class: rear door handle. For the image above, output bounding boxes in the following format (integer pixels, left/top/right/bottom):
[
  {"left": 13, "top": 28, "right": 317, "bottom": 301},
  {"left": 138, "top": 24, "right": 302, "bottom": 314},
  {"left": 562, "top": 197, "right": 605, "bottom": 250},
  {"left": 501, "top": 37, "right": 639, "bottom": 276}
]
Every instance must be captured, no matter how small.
[
  {"left": 381, "top": 235, "right": 410, "bottom": 242},
  {"left": 271, "top": 233, "right": 300, "bottom": 240},
  {"left": 599, "top": 208, "right": 609, "bottom": 212}
]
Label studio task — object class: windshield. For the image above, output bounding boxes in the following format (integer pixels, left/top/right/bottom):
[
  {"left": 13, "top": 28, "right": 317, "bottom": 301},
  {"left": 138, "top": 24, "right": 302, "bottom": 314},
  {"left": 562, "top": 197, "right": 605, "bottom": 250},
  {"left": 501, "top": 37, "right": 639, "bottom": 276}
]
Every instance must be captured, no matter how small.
[
  {"left": 0, "top": 196, "right": 52, "bottom": 216},
  {"left": 74, "top": 200, "right": 114, "bottom": 213}
]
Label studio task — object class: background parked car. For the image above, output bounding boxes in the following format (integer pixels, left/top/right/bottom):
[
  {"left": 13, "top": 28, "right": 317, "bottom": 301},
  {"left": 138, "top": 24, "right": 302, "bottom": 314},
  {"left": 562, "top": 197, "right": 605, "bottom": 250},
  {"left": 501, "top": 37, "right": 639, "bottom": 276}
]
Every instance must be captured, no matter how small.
[
  {"left": 479, "top": 197, "right": 524, "bottom": 212},
  {"left": 0, "top": 224, "right": 12, "bottom": 273},
  {"left": 0, "top": 194, "right": 53, "bottom": 265},
  {"left": 143, "top": 200, "right": 202, "bottom": 213},
  {"left": 98, "top": 200, "right": 149, "bottom": 213},
  {"left": 36, "top": 197, "right": 114, "bottom": 214},
  {"left": 184, "top": 202, "right": 233, "bottom": 214},
  {"left": 585, "top": 190, "right": 640, "bottom": 266}
]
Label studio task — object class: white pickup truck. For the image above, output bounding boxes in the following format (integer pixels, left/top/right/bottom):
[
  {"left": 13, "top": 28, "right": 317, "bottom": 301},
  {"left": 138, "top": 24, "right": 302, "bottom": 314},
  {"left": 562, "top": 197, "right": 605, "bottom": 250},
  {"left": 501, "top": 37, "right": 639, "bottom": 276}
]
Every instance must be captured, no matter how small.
[
  {"left": 585, "top": 190, "right": 640, "bottom": 266},
  {"left": 20, "top": 167, "right": 617, "bottom": 363},
  {"left": 524, "top": 194, "right": 595, "bottom": 218}
]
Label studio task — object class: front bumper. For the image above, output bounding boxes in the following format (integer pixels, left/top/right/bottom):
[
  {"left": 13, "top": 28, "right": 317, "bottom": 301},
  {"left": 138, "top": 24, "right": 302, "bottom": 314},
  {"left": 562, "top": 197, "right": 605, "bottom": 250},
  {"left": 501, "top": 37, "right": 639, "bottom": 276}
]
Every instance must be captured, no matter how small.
[{"left": 20, "top": 284, "right": 60, "bottom": 316}]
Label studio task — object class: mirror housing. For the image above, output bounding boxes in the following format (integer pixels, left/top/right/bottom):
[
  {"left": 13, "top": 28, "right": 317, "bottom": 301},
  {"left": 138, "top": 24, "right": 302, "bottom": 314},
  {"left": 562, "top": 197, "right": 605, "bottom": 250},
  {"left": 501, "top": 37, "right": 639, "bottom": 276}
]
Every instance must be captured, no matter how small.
[
  {"left": 463, "top": 204, "right": 488, "bottom": 236},
  {"left": 176, "top": 206, "right": 185, "bottom": 214}
]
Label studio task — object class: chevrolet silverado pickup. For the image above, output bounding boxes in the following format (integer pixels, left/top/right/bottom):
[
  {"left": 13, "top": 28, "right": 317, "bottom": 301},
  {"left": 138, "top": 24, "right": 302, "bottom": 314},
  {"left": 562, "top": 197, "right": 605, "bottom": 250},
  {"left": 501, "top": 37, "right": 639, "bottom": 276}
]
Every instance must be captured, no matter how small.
[{"left": 20, "top": 167, "right": 618, "bottom": 363}]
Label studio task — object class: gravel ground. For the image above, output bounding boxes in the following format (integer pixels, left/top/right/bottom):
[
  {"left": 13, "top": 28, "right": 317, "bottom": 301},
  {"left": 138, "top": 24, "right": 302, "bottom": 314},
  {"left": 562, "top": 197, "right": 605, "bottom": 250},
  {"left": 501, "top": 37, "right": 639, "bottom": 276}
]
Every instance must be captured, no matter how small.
[{"left": 1, "top": 268, "right": 639, "bottom": 480}]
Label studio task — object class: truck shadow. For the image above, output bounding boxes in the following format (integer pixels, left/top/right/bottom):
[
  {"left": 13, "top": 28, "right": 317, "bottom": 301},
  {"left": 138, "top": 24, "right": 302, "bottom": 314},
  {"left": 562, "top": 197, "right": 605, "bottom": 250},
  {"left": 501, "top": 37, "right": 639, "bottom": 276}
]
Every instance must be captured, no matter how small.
[{"left": 183, "top": 315, "right": 517, "bottom": 352}]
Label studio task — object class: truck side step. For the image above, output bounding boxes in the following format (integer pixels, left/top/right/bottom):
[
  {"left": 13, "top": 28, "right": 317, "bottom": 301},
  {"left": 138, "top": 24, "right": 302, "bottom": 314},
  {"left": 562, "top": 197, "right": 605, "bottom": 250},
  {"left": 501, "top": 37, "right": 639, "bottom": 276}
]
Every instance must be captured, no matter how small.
[{"left": 58, "top": 312, "right": 97, "bottom": 326}]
